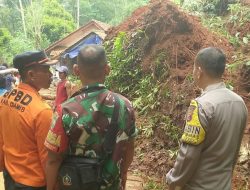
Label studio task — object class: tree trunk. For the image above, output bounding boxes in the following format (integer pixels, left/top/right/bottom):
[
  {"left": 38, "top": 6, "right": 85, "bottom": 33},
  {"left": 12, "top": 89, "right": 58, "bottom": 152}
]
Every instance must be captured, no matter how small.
[
  {"left": 19, "top": 0, "right": 27, "bottom": 38},
  {"left": 77, "top": 0, "right": 80, "bottom": 28},
  {"left": 216, "top": 0, "right": 229, "bottom": 15}
]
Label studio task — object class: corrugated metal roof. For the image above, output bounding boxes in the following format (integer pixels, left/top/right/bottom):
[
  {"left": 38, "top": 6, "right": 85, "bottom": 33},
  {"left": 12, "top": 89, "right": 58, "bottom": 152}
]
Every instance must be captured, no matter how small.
[{"left": 46, "top": 20, "right": 110, "bottom": 54}]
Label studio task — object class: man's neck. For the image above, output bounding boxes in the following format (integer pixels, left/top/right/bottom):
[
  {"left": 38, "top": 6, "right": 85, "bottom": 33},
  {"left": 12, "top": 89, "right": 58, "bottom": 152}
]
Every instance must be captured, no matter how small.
[
  {"left": 22, "top": 81, "right": 40, "bottom": 91},
  {"left": 81, "top": 79, "right": 104, "bottom": 88},
  {"left": 23, "top": 82, "right": 41, "bottom": 92},
  {"left": 201, "top": 78, "right": 222, "bottom": 90}
]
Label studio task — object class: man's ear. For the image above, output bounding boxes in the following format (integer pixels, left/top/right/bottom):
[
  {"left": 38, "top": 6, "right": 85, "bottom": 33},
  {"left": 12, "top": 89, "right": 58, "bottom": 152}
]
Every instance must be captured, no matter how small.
[
  {"left": 197, "top": 66, "right": 203, "bottom": 79},
  {"left": 104, "top": 64, "right": 110, "bottom": 76},
  {"left": 73, "top": 64, "right": 80, "bottom": 76},
  {"left": 27, "top": 69, "right": 36, "bottom": 81}
]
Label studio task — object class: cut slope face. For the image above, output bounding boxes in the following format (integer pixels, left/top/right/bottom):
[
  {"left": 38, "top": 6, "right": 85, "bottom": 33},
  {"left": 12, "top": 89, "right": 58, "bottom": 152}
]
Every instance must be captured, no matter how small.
[
  {"left": 107, "top": 0, "right": 232, "bottom": 73},
  {"left": 106, "top": 0, "right": 233, "bottom": 127},
  {"left": 105, "top": 0, "right": 234, "bottom": 178}
]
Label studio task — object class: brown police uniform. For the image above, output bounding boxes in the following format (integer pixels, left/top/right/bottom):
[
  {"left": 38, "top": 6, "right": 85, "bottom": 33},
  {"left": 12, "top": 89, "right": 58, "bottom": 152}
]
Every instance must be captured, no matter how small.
[{"left": 166, "top": 82, "right": 248, "bottom": 190}]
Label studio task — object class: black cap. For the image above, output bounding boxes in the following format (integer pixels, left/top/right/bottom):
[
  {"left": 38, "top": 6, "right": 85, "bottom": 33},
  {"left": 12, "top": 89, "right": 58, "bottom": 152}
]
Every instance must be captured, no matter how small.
[{"left": 13, "top": 50, "right": 58, "bottom": 71}]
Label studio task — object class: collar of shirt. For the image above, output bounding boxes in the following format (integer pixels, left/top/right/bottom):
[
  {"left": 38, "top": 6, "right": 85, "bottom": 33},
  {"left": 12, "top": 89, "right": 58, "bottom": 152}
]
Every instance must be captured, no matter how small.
[
  {"left": 18, "top": 83, "right": 42, "bottom": 99},
  {"left": 82, "top": 83, "right": 106, "bottom": 92},
  {"left": 70, "top": 83, "right": 107, "bottom": 98},
  {"left": 201, "top": 82, "right": 226, "bottom": 95}
]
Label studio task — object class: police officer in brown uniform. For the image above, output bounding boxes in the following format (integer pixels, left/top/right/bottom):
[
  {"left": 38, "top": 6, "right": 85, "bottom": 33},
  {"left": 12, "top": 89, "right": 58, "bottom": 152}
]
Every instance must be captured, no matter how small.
[{"left": 166, "top": 47, "right": 248, "bottom": 190}]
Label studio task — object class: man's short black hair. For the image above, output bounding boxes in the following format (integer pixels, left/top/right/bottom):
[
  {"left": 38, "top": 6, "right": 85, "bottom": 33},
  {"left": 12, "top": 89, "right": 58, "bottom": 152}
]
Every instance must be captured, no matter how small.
[
  {"left": 0, "top": 76, "right": 6, "bottom": 88},
  {"left": 19, "top": 68, "right": 29, "bottom": 81},
  {"left": 195, "top": 47, "right": 226, "bottom": 78},
  {"left": 19, "top": 65, "right": 46, "bottom": 81},
  {"left": 77, "top": 45, "right": 107, "bottom": 79}
]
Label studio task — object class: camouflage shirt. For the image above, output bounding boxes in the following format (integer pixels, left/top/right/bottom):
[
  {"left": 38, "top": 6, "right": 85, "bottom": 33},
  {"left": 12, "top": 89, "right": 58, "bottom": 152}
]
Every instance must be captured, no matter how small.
[{"left": 45, "top": 83, "right": 136, "bottom": 190}]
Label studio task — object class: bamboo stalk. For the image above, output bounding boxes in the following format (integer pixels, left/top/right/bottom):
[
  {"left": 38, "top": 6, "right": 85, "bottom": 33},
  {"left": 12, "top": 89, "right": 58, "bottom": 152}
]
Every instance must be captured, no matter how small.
[{"left": 19, "top": 0, "right": 27, "bottom": 38}]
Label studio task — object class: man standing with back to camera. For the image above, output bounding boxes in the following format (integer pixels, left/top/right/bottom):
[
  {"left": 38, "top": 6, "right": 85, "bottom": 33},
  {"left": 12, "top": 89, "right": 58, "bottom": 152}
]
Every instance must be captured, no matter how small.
[
  {"left": 166, "top": 47, "right": 248, "bottom": 190},
  {"left": 45, "top": 44, "right": 136, "bottom": 190},
  {"left": 0, "top": 51, "right": 57, "bottom": 190}
]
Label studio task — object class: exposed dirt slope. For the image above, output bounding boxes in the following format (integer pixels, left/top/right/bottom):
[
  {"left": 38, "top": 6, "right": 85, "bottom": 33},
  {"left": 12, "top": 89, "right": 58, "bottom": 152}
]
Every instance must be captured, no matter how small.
[{"left": 106, "top": 0, "right": 236, "bottom": 178}]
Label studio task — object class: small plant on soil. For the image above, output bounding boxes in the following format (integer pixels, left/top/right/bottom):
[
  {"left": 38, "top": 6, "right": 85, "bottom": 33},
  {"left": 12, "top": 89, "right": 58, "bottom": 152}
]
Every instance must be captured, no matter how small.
[
  {"left": 228, "top": 3, "right": 250, "bottom": 26},
  {"left": 144, "top": 179, "right": 165, "bottom": 190},
  {"left": 105, "top": 31, "right": 163, "bottom": 115},
  {"left": 105, "top": 31, "right": 142, "bottom": 95}
]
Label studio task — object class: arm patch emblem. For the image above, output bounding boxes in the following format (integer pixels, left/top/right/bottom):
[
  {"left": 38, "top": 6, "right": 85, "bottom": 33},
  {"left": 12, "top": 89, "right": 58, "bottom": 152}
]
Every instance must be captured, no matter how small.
[
  {"left": 46, "top": 130, "right": 61, "bottom": 147},
  {"left": 181, "top": 100, "right": 205, "bottom": 145}
]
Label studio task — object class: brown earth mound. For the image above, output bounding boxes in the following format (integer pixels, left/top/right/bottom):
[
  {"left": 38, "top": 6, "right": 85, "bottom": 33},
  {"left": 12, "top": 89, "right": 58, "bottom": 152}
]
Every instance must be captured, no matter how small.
[
  {"left": 107, "top": 0, "right": 233, "bottom": 71},
  {"left": 106, "top": 0, "right": 235, "bottom": 180},
  {"left": 241, "top": 0, "right": 250, "bottom": 5},
  {"left": 240, "top": 64, "right": 250, "bottom": 92},
  {"left": 107, "top": 0, "right": 233, "bottom": 126},
  {"left": 228, "top": 21, "right": 250, "bottom": 38},
  {"left": 106, "top": 0, "right": 234, "bottom": 123}
]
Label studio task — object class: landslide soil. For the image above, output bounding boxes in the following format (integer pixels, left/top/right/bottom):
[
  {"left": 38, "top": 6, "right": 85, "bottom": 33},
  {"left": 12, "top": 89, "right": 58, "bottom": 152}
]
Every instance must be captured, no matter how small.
[{"left": 106, "top": 0, "right": 250, "bottom": 188}]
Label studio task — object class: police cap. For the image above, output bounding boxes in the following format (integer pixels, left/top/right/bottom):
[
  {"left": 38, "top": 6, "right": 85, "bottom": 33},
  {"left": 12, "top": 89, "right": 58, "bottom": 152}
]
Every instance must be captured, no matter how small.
[{"left": 13, "top": 50, "right": 58, "bottom": 71}]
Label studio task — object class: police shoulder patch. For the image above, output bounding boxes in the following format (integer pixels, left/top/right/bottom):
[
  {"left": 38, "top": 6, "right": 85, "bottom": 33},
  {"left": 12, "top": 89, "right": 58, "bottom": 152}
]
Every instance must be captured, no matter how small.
[{"left": 181, "top": 100, "right": 206, "bottom": 145}]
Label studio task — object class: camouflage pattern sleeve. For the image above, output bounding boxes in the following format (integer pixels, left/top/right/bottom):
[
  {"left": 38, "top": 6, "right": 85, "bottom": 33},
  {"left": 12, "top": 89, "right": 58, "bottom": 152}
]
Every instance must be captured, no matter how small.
[
  {"left": 45, "top": 105, "right": 69, "bottom": 153},
  {"left": 124, "top": 98, "right": 136, "bottom": 139},
  {"left": 101, "top": 95, "right": 136, "bottom": 189},
  {"left": 114, "top": 96, "right": 136, "bottom": 161}
]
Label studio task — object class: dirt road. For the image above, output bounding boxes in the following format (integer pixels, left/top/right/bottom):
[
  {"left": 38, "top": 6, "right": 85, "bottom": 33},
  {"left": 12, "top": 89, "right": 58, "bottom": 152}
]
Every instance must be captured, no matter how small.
[
  {"left": 0, "top": 173, "right": 3, "bottom": 190},
  {"left": 0, "top": 173, "right": 143, "bottom": 190},
  {"left": 0, "top": 136, "right": 248, "bottom": 190}
]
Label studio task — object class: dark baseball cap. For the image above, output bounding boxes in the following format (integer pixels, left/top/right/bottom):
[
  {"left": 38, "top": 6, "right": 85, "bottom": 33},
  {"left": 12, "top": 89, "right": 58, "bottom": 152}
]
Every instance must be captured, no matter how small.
[{"left": 13, "top": 50, "right": 58, "bottom": 70}]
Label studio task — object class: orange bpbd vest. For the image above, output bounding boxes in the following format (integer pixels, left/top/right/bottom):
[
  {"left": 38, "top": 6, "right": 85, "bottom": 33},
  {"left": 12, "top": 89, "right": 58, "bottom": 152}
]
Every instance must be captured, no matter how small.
[{"left": 0, "top": 83, "right": 52, "bottom": 187}]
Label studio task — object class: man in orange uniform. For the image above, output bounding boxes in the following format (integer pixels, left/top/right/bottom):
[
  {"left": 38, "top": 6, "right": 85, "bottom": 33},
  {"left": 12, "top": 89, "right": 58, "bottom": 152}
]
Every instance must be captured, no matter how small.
[{"left": 0, "top": 51, "right": 57, "bottom": 190}]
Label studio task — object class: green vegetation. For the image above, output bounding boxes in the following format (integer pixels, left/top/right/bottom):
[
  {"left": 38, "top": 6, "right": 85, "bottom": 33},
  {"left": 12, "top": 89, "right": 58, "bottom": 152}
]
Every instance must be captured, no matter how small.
[
  {"left": 0, "top": 0, "right": 149, "bottom": 64},
  {"left": 105, "top": 31, "right": 172, "bottom": 114},
  {"left": 60, "top": 0, "right": 148, "bottom": 26},
  {"left": 0, "top": 0, "right": 249, "bottom": 186},
  {"left": 0, "top": 0, "right": 75, "bottom": 62},
  {"left": 178, "top": 0, "right": 238, "bottom": 15},
  {"left": 107, "top": 0, "right": 248, "bottom": 187},
  {"left": 173, "top": 0, "right": 250, "bottom": 91},
  {"left": 105, "top": 31, "right": 182, "bottom": 143},
  {"left": 42, "top": 0, "right": 75, "bottom": 43},
  {"left": 144, "top": 179, "right": 165, "bottom": 190},
  {"left": 104, "top": 1, "right": 249, "bottom": 162},
  {"left": 176, "top": 0, "right": 250, "bottom": 48}
]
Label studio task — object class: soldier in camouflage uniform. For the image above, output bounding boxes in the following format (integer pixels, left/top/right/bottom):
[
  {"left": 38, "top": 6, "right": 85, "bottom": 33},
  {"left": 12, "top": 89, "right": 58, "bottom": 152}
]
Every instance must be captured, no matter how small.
[{"left": 45, "top": 45, "right": 136, "bottom": 190}]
